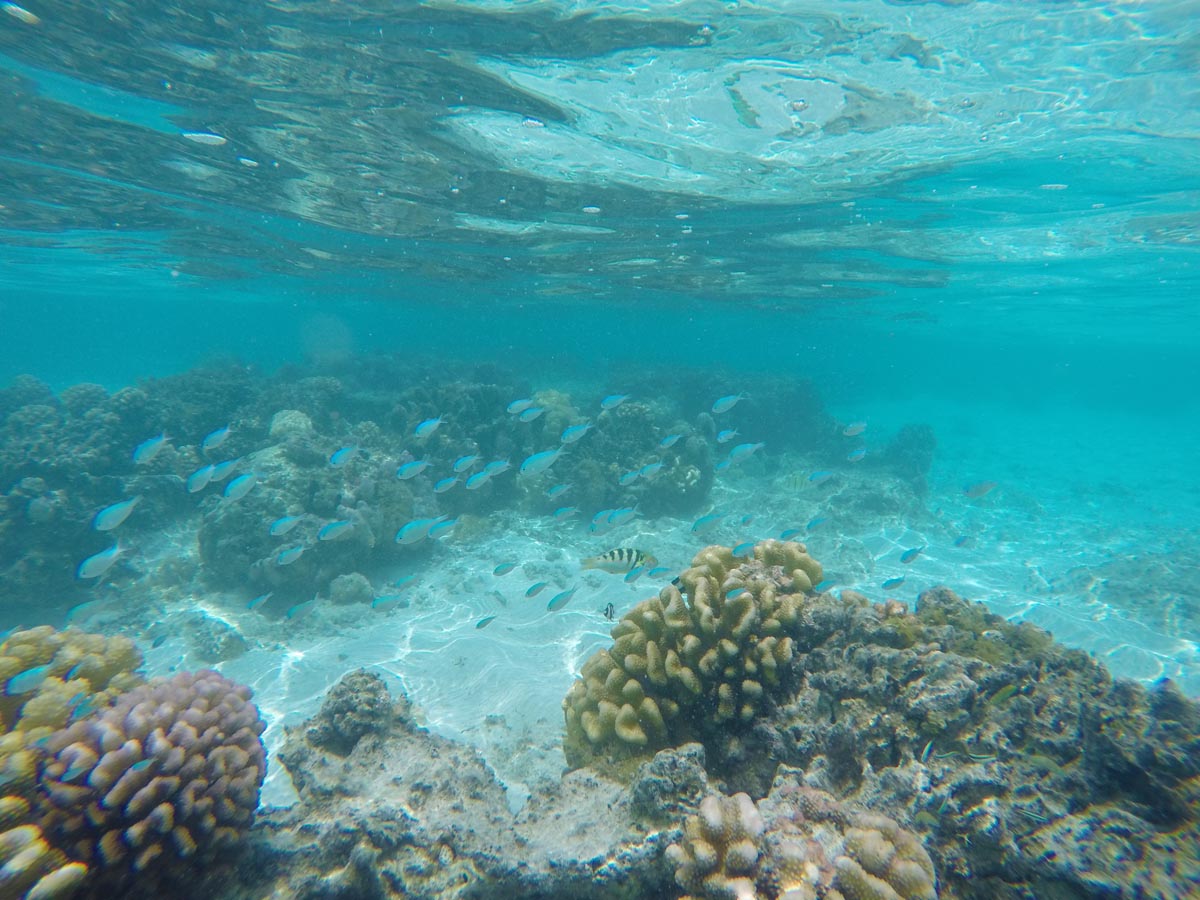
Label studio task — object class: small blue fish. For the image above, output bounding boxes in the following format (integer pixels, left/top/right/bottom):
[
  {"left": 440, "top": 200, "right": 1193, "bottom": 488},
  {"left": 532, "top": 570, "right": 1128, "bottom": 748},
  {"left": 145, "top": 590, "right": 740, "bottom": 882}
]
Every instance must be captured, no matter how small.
[
  {"left": 732, "top": 542, "right": 755, "bottom": 558},
  {"left": 395, "top": 516, "right": 446, "bottom": 545},
  {"left": 276, "top": 545, "right": 305, "bottom": 566},
  {"left": 518, "top": 407, "right": 545, "bottom": 423},
  {"left": 808, "top": 471, "right": 833, "bottom": 486},
  {"left": 714, "top": 459, "right": 731, "bottom": 473},
  {"left": 484, "top": 459, "right": 511, "bottom": 475},
  {"left": 546, "top": 483, "right": 571, "bottom": 499},
  {"left": 525, "top": 582, "right": 549, "bottom": 598},
  {"left": 726, "top": 442, "right": 764, "bottom": 464},
  {"left": 428, "top": 518, "right": 458, "bottom": 540},
  {"left": 132, "top": 433, "right": 170, "bottom": 465},
  {"left": 553, "top": 506, "right": 578, "bottom": 520},
  {"left": 330, "top": 446, "right": 358, "bottom": 467},
  {"left": 737, "top": 515, "right": 755, "bottom": 526},
  {"left": 465, "top": 471, "right": 492, "bottom": 490},
  {"left": 223, "top": 473, "right": 257, "bottom": 501},
  {"left": 475, "top": 615, "right": 497, "bottom": 630},
  {"left": 494, "top": 562, "right": 518, "bottom": 576},
  {"left": 92, "top": 497, "right": 139, "bottom": 532},
  {"left": 780, "top": 528, "right": 803, "bottom": 541},
  {"left": 659, "top": 434, "right": 683, "bottom": 449},
  {"left": 248, "top": 592, "right": 273, "bottom": 611},
  {"left": 286, "top": 597, "right": 318, "bottom": 621},
  {"left": 847, "top": 448, "right": 867, "bottom": 463},
  {"left": 600, "top": 394, "right": 629, "bottom": 411},
  {"left": 372, "top": 595, "right": 409, "bottom": 612},
  {"left": 647, "top": 566, "right": 672, "bottom": 578},
  {"left": 900, "top": 547, "right": 925, "bottom": 564},
  {"left": 208, "top": 458, "right": 242, "bottom": 481},
  {"left": 5, "top": 664, "right": 51, "bottom": 696},
  {"left": 453, "top": 454, "right": 480, "bottom": 473},
  {"left": 711, "top": 393, "right": 747, "bottom": 414},
  {"left": 560, "top": 423, "right": 593, "bottom": 444},
  {"left": 953, "top": 535, "right": 974, "bottom": 548},
  {"left": 607, "top": 507, "right": 638, "bottom": 527},
  {"left": 806, "top": 516, "right": 828, "bottom": 530},
  {"left": 521, "top": 448, "right": 563, "bottom": 476},
  {"left": 716, "top": 429, "right": 739, "bottom": 444},
  {"left": 415, "top": 416, "right": 444, "bottom": 438},
  {"left": 813, "top": 579, "right": 835, "bottom": 592},
  {"left": 882, "top": 576, "right": 906, "bottom": 590},
  {"left": 186, "top": 464, "right": 214, "bottom": 494},
  {"left": 392, "top": 574, "right": 418, "bottom": 591},
  {"left": 623, "top": 566, "right": 645, "bottom": 584},
  {"left": 128, "top": 759, "right": 155, "bottom": 774},
  {"left": 201, "top": 425, "right": 231, "bottom": 452},
  {"left": 433, "top": 476, "right": 459, "bottom": 494},
  {"left": 270, "top": 515, "right": 303, "bottom": 536},
  {"left": 727, "top": 588, "right": 748, "bottom": 600},
  {"left": 547, "top": 586, "right": 578, "bottom": 611},
  {"left": 619, "top": 470, "right": 640, "bottom": 486},
  {"left": 639, "top": 462, "right": 664, "bottom": 479},
  {"left": 396, "top": 460, "right": 430, "bottom": 479},
  {"left": 317, "top": 520, "right": 354, "bottom": 542},
  {"left": 506, "top": 398, "right": 534, "bottom": 415},
  {"left": 76, "top": 543, "right": 122, "bottom": 580},
  {"left": 691, "top": 512, "right": 724, "bottom": 534},
  {"left": 65, "top": 662, "right": 85, "bottom": 681}
]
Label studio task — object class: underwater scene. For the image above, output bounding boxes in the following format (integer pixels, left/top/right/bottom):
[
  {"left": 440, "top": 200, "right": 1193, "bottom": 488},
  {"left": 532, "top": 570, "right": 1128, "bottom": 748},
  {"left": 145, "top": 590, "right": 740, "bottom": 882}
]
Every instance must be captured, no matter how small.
[{"left": 1, "top": 1, "right": 1198, "bottom": 898}]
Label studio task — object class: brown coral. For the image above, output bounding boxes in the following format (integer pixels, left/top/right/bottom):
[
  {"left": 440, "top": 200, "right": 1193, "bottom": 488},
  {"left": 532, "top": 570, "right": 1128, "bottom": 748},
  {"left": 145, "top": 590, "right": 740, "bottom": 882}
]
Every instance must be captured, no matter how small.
[
  {"left": 563, "top": 540, "right": 822, "bottom": 769},
  {"left": 667, "top": 776, "right": 938, "bottom": 900}
]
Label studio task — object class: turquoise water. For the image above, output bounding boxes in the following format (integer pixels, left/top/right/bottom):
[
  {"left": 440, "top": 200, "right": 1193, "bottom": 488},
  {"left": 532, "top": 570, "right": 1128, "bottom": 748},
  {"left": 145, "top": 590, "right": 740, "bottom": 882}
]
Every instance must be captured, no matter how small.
[{"left": 1, "top": 1, "right": 1198, "bottom": 894}]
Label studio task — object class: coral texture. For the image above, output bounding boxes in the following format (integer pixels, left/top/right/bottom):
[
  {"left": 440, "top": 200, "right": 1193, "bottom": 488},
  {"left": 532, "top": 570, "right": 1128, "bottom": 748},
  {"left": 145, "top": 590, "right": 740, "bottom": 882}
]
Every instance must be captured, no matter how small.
[
  {"left": 563, "top": 540, "right": 822, "bottom": 770},
  {"left": 33, "top": 669, "right": 266, "bottom": 896},
  {"left": 667, "top": 776, "right": 937, "bottom": 900}
]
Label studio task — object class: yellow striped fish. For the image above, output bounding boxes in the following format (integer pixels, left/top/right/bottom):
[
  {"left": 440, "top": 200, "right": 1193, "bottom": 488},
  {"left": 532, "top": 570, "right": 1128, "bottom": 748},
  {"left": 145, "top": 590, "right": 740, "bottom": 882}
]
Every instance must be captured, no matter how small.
[{"left": 581, "top": 548, "right": 657, "bottom": 574}]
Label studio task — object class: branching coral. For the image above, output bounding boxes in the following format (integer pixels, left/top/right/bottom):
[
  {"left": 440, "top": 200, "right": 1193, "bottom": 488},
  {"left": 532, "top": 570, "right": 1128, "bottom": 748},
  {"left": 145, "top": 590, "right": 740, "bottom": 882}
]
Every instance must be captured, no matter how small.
[
  {"left": 563, "top": 540, "right": 822, "bottom": 770},
  {"left": 667, "top": 777, "right": 938, "bottom": 900}
]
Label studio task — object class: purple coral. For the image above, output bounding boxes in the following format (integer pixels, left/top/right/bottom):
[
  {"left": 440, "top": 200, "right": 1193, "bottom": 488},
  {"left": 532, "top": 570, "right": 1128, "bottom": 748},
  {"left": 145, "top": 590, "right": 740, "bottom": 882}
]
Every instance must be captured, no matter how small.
[{"left": 34, "top": 670, "right": 266, "bottom": 895}]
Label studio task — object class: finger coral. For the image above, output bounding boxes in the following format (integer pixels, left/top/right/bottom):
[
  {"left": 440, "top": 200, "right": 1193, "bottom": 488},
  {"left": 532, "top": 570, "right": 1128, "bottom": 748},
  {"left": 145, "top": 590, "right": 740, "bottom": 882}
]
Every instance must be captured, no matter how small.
[
  {"left": 563, "top": 540, "right": 822, "bottom": 770},
  {"left": 666, "top": 776, "right": 938, "bottom": 900},
  {"left": 33, "top": 669, "right": 266, "bottom": 896}
]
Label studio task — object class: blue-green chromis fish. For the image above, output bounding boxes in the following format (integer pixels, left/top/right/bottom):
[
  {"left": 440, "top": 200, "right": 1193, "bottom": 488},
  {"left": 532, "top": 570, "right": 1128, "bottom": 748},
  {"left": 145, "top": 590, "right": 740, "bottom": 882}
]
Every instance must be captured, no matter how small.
[
  {"left": 92, "top": 497, "right": 139, "bottom": 531},
  {"left": 223, "top": 473, "right": 257, "bottom": 500},
  {"left": 270, "top": 515, "right": 303, "bottom": 536},
  {"left": 132, "top": 433, "right": 169, "bottom": 464},
  {"left": 547, "top": 586, "right": 578, "bottom": 611},
  {"left": 318, "top": 520, "right": 354, "bottom": 541},
  {"left": 76, "top": 543, "right": 122, "bottom": 579}
]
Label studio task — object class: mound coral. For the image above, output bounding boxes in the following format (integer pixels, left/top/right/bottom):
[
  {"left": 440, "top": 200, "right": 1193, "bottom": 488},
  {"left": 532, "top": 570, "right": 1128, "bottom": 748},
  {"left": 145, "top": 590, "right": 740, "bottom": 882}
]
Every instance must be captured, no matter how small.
[
  {"left": 0, "top": 627, "right": 266, "bottom": 900},
  {"left": 563, "top": 540, "right": 822, "bottom": 770},
  {"left": 667, "top": 776, "right": 938, "bottom": 900}
]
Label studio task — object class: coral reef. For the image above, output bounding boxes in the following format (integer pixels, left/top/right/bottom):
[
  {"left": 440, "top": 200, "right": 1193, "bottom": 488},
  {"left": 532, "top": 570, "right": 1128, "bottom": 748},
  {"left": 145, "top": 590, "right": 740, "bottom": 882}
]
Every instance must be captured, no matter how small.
[
  {"left": 32, "top": 669, "right": 266, "bottom": 898},
  {"left": 563, "top": 540, "right": 822, "bottom": 772},
  {"left": 667, "top": 776, "right": 937, "bottom": 900},
  {"left": 249, "top": 671, "right": 684, "bottom": 900},
  {"left": 0, "top": 628, "right": 266, "bottom": 900}
]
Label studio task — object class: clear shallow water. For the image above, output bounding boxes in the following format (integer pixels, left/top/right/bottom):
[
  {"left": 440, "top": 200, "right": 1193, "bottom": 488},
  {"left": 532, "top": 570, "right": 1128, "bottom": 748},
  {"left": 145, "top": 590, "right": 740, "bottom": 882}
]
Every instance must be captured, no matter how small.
[{"left": 1, "top": 0, "right": 1197, "bottom": 821}]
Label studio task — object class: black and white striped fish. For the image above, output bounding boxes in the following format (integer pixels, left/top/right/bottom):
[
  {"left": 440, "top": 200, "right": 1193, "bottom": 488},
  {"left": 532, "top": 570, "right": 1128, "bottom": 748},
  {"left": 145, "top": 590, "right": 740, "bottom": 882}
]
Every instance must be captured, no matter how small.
[{"left": 581, "top": 548, "right": 657, "bottom": 574}]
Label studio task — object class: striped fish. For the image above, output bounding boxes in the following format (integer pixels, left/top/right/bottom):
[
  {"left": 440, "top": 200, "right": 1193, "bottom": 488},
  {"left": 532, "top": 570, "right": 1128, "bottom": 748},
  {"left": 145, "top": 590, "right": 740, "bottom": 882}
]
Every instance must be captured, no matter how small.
[{"left": 581, "top": 548, "right": 657, "bottom": 574}]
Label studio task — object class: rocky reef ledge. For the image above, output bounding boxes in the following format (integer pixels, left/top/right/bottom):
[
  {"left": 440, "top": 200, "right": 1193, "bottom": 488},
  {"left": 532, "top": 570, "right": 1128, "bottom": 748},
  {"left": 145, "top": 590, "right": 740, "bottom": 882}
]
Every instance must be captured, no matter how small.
[{"left": 215, "top": 545, "right": 1199, "bottom": 900}]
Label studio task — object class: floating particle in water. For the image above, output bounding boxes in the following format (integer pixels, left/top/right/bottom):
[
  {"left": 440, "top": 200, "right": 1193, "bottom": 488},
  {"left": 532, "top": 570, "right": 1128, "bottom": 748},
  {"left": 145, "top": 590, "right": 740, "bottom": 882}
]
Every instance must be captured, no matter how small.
[
  {"left": 522, "top": 117, "right": 545, "bottom": 128},
  {"left": 181, "top": 131, "right": 227, "bottom": 146},
  {"left": 2, "top": 3, "right": 40, "bottom": 25},
  {"left": 238, "top": 157, "right": 258, "bottom": 168}
]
